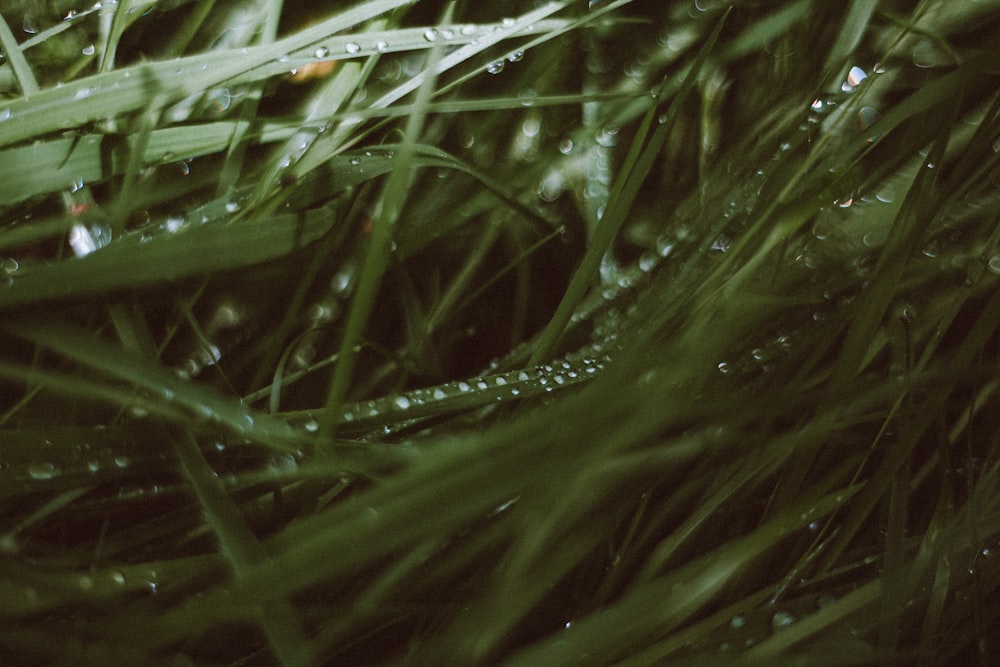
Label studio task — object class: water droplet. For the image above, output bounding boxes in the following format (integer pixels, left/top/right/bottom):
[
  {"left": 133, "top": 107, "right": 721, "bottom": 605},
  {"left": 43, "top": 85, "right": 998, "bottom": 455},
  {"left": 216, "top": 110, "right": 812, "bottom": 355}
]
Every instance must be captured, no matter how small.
[
  {"left": 847, "top": 65, "right": 867, "bottom": 87},
  {"left": 857, "top": 106, "right": 880, "bottom": 141},
  {"left": 486, "top": 60, "right": 505, "bottom": 75},
  {"left": 315, "top": 46, "right": 330, "bottom": 58},
  {"left": 344, "top": 43, "right": 361, "bottom": 55},
  {"left": 501, "top": 17, "right": 516, "bottom": 28},
  {"left": 82, "top": 43, "right": 96, "bottom": 56},
  {"left": 655, "top": 237, "right": 675, "bottom": 258},
  {"left": 225, "top": 201, "right": 239, "bottom": 213},
  {"left": 111, "top": 571, "right": 126, "bottom": 585},
  {"left": 28, "top": 462, "right": 59, "bottom": 480},
  {"left": 423, "top": 29, "right": 438, "bottom": 42},
  {"left": 394, "top": 396, "right": 411, "bottom": 410},
  {"left": 772, "top": 611, "right": 796, "bottom": 629},
  {"left": 376, "top": 40, "right": 389, "bottom": 52},
  {"left": 74, "top": 87, "right": 93, "bottom": 100},
  {"left": 988, "top": 255, "right": 1000, "bottom": 274},
  {"left": 875, "top": 184, "right": 895, "bottom": 203},
  {"left": 22, "top": 16, "right": 38, "bottom": 33},
  {"left": 350, "top": 157, "right": 361, "bottom": 165},
  {"left": 507, "top": 50, "right": 524, "bottom": 63}
]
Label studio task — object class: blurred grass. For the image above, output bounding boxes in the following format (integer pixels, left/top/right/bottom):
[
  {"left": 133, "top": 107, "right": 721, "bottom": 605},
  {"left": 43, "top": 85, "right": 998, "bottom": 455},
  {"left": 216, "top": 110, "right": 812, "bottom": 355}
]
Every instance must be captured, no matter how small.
[{"left": 2, "top": 0, "right": 1000, "bottom": 665}]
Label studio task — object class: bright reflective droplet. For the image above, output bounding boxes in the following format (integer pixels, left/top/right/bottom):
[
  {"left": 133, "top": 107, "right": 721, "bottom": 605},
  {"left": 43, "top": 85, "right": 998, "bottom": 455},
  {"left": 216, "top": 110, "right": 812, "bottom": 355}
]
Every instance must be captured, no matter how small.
[
  {"left": 423, "top": 29, "right": 437, "bottom": 42},
  {"left": 28, "top": 462, "right": 60, "bottom": 480},
  {"left": 847, "top": 65, "right": 867, "bottom": 87},
  {"left": 508, "top": 50, "right": 524, "bottom": 63},
  {"left": 82, "top": 43, "right": 95, "bottom": 56},
  {"left": 376, "top": 40, "right": 389, "bottom": 52},
  {"left": 394, "top": 396, "right": 411, "bottom": 410},
  {"left": 315, "top": 46, "right": 330, "bottom": 58},
  {"left": 486, "top": 60, "right": 505, "bottom": 75},
  {"left": 772, "top": 611, "right": 796, "bottom": 630},
  {"left": 344, "top": 43, "right": 360, "bottom": 54}
]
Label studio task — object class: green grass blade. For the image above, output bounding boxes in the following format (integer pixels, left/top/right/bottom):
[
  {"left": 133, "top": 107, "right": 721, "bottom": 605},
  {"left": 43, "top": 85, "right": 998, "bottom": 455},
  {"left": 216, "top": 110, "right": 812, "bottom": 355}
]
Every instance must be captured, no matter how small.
[{"left": 529, "top": 7, "right": 730, "bottom": 365}]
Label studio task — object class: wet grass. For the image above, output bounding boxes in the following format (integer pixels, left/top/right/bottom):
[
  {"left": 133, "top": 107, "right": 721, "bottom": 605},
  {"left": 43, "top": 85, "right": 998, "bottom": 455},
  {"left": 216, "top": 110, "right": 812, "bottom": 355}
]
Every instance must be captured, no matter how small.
[{"left": 2, "top": 0, "right": 1000, "bottom": 665}]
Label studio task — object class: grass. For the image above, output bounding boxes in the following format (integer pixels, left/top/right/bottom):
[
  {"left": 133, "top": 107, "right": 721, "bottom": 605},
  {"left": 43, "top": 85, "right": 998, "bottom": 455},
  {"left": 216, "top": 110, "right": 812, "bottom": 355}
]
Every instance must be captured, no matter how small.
[{"left": 2, "top": 0, "right": 1000, "bottom": 664}]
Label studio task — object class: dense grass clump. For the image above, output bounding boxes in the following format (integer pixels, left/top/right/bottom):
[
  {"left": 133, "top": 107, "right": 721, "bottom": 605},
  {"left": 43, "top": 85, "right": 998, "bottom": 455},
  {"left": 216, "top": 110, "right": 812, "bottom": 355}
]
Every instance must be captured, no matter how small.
[{"left": 2, "top": 0, "right": 1000, "bottom": 664}]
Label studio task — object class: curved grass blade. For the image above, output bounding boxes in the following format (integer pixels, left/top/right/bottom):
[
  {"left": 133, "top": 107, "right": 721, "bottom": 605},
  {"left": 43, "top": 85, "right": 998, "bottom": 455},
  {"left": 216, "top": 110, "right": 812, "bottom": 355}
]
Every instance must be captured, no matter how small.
[
  {"left": 529, "top": 7, "right": 731, "bottom": 365},
  {"left": 0, "top": 0, "right": 416, "bottom": 149},
  {"left": 4, "top": 319, "right": 308, "bottom": 451},
  {"left": 318, "top": 3, "right": 455, "bottom": 439},
  {"left": 0, "top": 13, "right": 40, "bottom": 96}
]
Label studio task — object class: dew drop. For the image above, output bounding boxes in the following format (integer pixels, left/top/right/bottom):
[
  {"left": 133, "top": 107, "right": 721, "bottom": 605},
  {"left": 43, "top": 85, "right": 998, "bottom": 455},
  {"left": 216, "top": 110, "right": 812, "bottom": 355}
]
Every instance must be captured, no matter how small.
[
  {"left": 656, "top": 237, "right": 675, "bottom": 258},
  {"left": 376, "top": 40, "right": 389, "bottom": 52},
  {"left": 639, "top": 252, "right": 658, "bottom": 272},
  {"left": 507, "top": 50, "right": 524, "bottom": 63},
  {"left": 847, "top": 65, "right": 867, "bottom": 87},
  {"left": 344, "top": 43, "right": 361, "bottom": 55},
  {"left": 486, "top": 60, "right": 505, "bottom": 75},
  {"left": 315, "top": 46, "right": 330, "bottom": 58},
  {"left": 224, "top": 201, "right": 239, "bottom": 213},
  {"left": 423, "top": 29, "right": 438, "bottom": 42},
  {"left": 772, "top": 611, "right": 796, "bottom": 630},
  {"left": 394, "top": 396, "right": 411, "bottom": 410},
  {"left": 28, "top": 462, "right": 59, "bottom": 480},
  {"left": 82, "top": 43, "right": 96, "bottom": 56}
]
